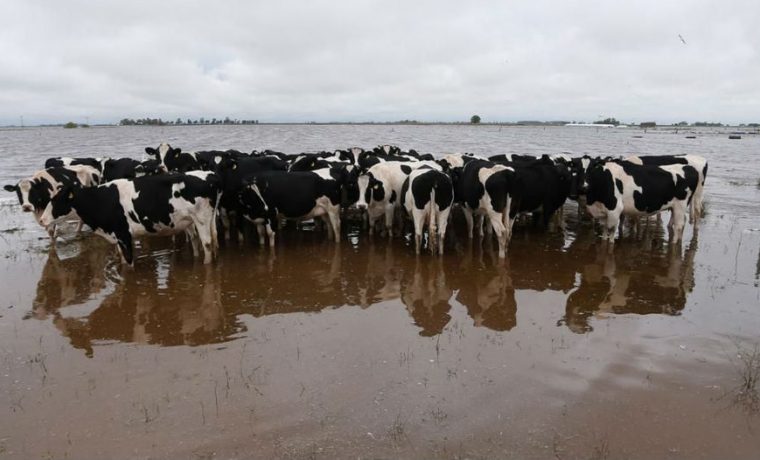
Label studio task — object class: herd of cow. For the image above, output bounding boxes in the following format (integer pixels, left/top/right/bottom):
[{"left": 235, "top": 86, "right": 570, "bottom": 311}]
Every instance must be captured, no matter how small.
[{"left": 3, "top": 143, "right": 708, "bottom": 266}]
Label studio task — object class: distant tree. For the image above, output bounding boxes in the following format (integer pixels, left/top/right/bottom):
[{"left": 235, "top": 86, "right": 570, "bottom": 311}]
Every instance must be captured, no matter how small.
[
  {"left": 748, "top": 123, "right": 760, "bottom": 128},
  {"left": 470, "top": 115, "right": 481, "bottom": 124},
  {"left": 594, "top": 117, "right": 620, "bottom": 126},
  {"left": 63, "top": 121, "right": 78, "bottom": 128},
  {"left": 676, "top": 121, "right": 689, "bottom": 126},
  {"left": 175, "top": 118, "right": 182, "bottom": 125},
  {"left": 640, "top": 121, "right": 657, "bottom": 128}
]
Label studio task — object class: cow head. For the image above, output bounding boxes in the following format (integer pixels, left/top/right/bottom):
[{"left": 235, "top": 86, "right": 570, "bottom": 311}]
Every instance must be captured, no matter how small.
[
  {"left": 356, "top": 173, "right": 386, "bottom": 209},
  {"left": 569, "top": 155, "right": 600, "bottom": 199},
  {"left": 136, "top": 159, "right": 162, "bottom": 176},
  {"left": 341, "top": 166, "right": 360, "bottom": 206},
  {"left": 3, "top": 182, "right": 29, "bottom": 211},
  {"left": 145, "top": 143, "right": 179, "bottom": 172},
  {"left": 5, "top": 178, "right": 53, "bottom": 213},
  {"left": 239, "top": 178, "right": 269, "bottom": 220}
]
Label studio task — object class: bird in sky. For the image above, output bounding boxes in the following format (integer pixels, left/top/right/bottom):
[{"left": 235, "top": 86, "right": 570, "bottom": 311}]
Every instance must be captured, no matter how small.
[{"left": 678, "top": 34, "right": 687, "bottom": 45}]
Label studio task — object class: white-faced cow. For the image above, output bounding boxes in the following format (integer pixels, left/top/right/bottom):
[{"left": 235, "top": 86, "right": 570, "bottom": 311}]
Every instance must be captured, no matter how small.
[
  {"left": 39, "top": 172, "right": 221, "bottom": 265},
  {"left": 585, "top": 161, "right": 699, "bottom": 243},
  {"left": 401, "top": 168, "right": 454, "bottom": 255},
  {"left": 4, "top": 165, "right": 101, "bottom": 240}
]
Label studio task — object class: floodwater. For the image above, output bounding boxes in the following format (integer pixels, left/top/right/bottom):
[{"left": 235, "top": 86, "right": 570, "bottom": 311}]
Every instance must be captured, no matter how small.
[{"left": 1, "top": 125, "right": 759, "bottom": 459}]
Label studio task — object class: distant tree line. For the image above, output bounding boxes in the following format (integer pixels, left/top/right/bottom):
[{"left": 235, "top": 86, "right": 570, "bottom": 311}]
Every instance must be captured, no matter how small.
[
  {"left": 119, "top": 117, "right": 259, "bottom": 126},
  {"left": 594, "top": 117, "right": 620, "bottom": 126}
]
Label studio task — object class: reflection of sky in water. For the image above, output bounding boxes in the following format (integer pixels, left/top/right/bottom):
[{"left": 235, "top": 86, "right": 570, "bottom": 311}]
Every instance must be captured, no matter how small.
[{"left": 155, "top": 256, "right": 170, "bottom": 290}]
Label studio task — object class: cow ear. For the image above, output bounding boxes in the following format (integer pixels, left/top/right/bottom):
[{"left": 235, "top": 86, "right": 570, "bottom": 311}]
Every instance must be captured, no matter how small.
[
  {"left": 145, "top": 147, "right": 156, "bottom": 155},
  {"left": 174, "top": 148, "right": 182, "bottom": 154},
  {"left": 3, "top": 184, "right": 17, "bottom": 192}
]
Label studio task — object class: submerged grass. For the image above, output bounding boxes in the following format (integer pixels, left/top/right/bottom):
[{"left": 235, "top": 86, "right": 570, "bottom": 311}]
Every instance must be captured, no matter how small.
[{"left": 732, "top": 342, "right": 760, "bottom": 413}]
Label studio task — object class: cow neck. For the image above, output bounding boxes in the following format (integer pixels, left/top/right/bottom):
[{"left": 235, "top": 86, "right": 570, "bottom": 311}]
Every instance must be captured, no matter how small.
[{"left": 71, "top": 186, "right": 114, "bottom": 230}]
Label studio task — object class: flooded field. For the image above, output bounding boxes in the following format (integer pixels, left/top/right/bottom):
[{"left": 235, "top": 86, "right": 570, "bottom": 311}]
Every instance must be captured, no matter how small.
[{"left": 1, "top": 125, "right": 759, "bottom": 459}]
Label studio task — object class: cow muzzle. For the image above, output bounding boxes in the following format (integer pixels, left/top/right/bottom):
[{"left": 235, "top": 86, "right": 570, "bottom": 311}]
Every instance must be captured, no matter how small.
[{"left": 21, "top": 204, "right": 33, "bottom": 212}]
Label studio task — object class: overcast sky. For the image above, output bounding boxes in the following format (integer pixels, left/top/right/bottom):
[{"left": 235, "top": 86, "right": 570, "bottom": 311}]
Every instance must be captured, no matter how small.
[{"left": 1, "top": 0, "right": 759, "bottom": 125}]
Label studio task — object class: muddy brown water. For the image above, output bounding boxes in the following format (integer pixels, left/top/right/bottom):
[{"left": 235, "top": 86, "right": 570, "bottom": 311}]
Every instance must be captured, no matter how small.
[{"left": 1, "top": 125, "right": 759, "bottom": 459}]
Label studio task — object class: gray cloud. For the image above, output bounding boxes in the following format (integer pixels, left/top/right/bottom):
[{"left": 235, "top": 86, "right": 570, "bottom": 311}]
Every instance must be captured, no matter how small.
[{"left": 1, "top": 0, "right": 759, "bottom": 125}]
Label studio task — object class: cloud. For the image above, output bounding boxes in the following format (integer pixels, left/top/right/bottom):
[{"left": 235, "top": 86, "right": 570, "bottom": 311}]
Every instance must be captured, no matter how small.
[{"left": 1, "top": 0, "right": 759, "bottom": 125}]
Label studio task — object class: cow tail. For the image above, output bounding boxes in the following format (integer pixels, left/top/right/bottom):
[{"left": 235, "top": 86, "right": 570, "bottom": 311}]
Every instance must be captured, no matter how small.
[{"left": 429, "top": 183, "right": 437, "bottom": 253}]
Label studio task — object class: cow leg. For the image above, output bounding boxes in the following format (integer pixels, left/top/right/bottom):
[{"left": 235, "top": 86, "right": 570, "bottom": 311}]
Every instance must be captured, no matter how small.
[
  {"left": 367, "top": 212, "right": 377, "bottom": 236},
  {"left": 186, "top": 227, "right": 200, "bottom": 258},
  {"left": 194, "top": 222, "right": 214, "bottom": 264},
  {"left": 47, "top": 224, "right": 57, "bottom": 244},
  {"left": 488, "top": 212, "right": 507, "bottom": 258},
  {"left": 256, "top": 223, "right": 266, "bottom": 246},
  {"left": 428, "top": 207, "right": 437, "bottom": 255},
  {"left": 462, "top": 208, "right": 474, "bottom": 239},
  {"left": 477, "top": 214, "right": 486, "bottom": 238},
  {"left": 210, "top": 208, "right": 219, "bottom": 257},
  {"left": 413, "top": 210, "right": 424, "bottom": 255},
  {"left": 328, "top": 207, "right": 341, "bottom": 243},
  {"left": 116, "top": 235, "right": 134, "bottom": 266},
  {"left": 605, "top": 213, "right": 619, "bottom": 243},
  {"left": 384, "top": 205, "right": 394, "bottom": 238},
  {"left": 670, "top": 205, "right": 687, "bottom": 244},
  {"left": 266, "top": 224, "right": 276, "bottom": 248},
  {"left": 220, "top": 209, "right": 231, "bottom": 241},
  {"left": 322, "top": 215, "right": 334, "bottom": 240},
  {"left": 437, "top": 210, "right": 449, "bottom": 255}
]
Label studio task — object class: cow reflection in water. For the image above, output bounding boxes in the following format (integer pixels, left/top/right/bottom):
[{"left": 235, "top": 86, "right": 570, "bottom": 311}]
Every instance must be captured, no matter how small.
[
  {"left": 33, "top": 249, "right": 232, "bottom": 357},
  {"left": 560, "top": 229, "right": 698, "bottom": 333},
  {"left": 453, "top": 248, "right": 516, "bottom": 332},
  {"left": 30, "top": 241, "right": 111, "bottom": 320},
  {"left": 401, "top": 258, "right": 452, "bottom": 336}
]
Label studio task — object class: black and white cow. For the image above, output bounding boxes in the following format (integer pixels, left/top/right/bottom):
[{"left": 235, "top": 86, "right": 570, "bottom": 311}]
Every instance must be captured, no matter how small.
[
  {"left": 213, "top": 154, "right": 289, "bottom": 241},
  {"left": 39, "top": 172, "right": 221, "bottom": 265},
  {"left": 401, "top": 168, "right": 454, "bottom": 255},
  {"left": 488, "top": 154, "right": 537, "bottom": 164},
  {"left": 508, "top": 157, "right": 572, "bottom": 229},
  {"left": 289, "top": 152, "right": 351, "bottom": 172},
  {"left": 585, "top": 161, "right": 699, "bottom": 243},
  {"left": 355, "top": 161, "right": 443, "bottom": 236},
  {"left": 453, "top": 159, "right": 515, "bottom": 258},
  {"left": 333, "top": 147, "right": 364, "bottom": 165},
  {"left": 102, "top": 158, "right": 142, "bottom": 182},
  {"left": 136, "top": 158, "right": 163, "bottom": 177},
  {"left": 624, "top": 154, "right": 708, "bottom": 223},
  {"left": 44, "top": 157, "right": 104, "bottom": 172},
  {"left": 145, "top": 143, "right": 200, "bottom": 173},
  {"left": 236, "top": 169, "right": 347, "bottom": 246},
  {"left": 4, "top": 165, "right": 101, "bottom": 240},
  {"left": 438, "top": 153, "right": 488, "bottom": 172},
  {"left": 357, "top": 149, "right": 415, "bottom": 171}
]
